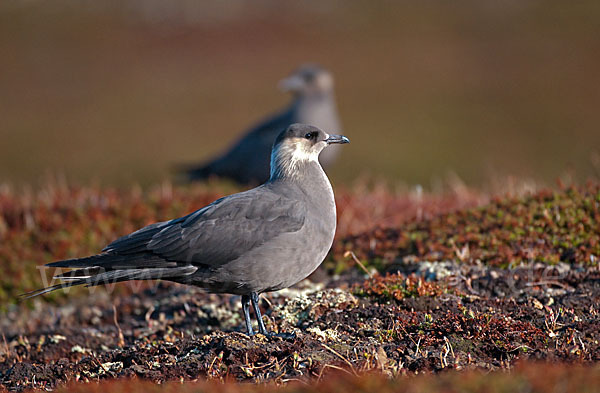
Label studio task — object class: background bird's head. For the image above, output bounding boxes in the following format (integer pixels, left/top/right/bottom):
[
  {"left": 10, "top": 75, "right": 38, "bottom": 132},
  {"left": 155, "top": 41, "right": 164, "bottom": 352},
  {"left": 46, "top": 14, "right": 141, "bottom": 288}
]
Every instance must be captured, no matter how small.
[
  {"left": 270, "top": 124, "right": 349, "bottom": 180},
  {"left": 278, "top": 64, "right": 334, "bottom": 97}
]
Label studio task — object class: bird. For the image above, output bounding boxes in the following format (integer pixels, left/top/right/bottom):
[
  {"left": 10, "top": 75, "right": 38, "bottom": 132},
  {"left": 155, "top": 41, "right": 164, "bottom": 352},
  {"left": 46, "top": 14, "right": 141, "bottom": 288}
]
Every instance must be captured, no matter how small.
[
  {"left": 180, "top": 64, "right": 342, "bottom": 184},
  {"left": 23, "top": 124, "right": 350, "bottom": 338}
]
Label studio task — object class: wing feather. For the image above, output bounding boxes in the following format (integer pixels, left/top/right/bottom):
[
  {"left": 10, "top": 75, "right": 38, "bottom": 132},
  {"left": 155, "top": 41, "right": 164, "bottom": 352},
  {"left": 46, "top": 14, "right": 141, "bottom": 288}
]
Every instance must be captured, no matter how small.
[
  {"left": 186, "top": 109, "right": 295, "bottom": 183},
  {"left": 94, "top": 186, "right": 304, "bottom": 268}
]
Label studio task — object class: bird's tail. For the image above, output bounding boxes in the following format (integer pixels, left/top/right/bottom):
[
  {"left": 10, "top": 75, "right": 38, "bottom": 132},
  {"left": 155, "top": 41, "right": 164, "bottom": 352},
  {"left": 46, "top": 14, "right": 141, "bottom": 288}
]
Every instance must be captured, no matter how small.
[{"left": 20, "top": 258, "right": 197, "bottom": 300}]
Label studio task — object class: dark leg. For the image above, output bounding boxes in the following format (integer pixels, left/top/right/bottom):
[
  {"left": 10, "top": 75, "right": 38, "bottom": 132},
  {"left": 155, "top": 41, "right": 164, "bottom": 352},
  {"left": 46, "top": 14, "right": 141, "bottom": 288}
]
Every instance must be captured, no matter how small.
[
  {"left": 241, "top": 295, "right": 254, "bottom": 336},
  {"left": 250, "top": 292, "right": 296, "bottom": 339},
  {"left": 250, "top": 292, "right": 269, "bottom": 335}
]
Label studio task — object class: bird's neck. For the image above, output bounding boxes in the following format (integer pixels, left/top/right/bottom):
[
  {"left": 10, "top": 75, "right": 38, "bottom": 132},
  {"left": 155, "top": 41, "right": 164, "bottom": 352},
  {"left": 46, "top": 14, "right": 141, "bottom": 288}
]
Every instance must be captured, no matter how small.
[
  {"left": 268, "top": 150, "right": 336, "bottom": 232},
  {"left": 269, "top": 149, "right": 334, "bottom": 207},
  {"left": 269, "top": 143, "right": 322, "bottom": 181}
]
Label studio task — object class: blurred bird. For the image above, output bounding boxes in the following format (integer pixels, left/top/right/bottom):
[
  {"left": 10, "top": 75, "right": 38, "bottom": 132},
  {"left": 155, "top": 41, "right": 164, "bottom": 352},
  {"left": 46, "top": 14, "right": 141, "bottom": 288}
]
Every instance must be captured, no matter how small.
[
  {"left": 24, "top": 124, "right": 349, "bottom": 337},
  {"left": 180, "top": 64, "right": 342, "bottom": 184}
]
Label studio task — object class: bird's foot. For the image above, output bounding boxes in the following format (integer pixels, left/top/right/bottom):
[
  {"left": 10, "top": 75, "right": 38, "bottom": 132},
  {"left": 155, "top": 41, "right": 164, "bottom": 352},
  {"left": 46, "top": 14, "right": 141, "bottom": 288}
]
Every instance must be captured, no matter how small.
[
  {"left": 242, "top": 292, "right": 296, "bottom": 340},
  {"left": 265, "top": 331, "right": 296, "bottom": 340},
  {"left": 250, "top": 330, "right": 296, "bottom": 340}
]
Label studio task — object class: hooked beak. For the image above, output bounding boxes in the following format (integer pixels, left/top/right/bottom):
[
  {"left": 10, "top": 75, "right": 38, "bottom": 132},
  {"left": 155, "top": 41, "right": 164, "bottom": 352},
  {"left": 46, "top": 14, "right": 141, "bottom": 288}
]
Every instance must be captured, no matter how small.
[
  {"left": 325, "top": 134, "right": 350, "bottom": 145},
  {"left": 278, "top": 75, "right": 305, "bottom": 92}
]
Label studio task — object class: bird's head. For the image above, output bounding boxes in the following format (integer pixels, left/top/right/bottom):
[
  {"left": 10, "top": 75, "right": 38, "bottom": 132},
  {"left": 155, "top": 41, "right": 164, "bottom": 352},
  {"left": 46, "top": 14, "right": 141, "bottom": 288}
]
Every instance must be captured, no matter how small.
[
  {"left": 270, "top": 124, "right": 349, "bottom": 180},
  {"left": 278, "top": 64, "right": 334, "bottom": 97}
]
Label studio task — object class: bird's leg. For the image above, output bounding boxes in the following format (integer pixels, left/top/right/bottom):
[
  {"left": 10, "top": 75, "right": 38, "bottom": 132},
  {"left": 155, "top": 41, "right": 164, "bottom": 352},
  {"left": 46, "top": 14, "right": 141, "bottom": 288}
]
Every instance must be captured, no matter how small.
[
  {"left": 250, "top": 292, "right": 269, "bottom": 335},
  {"left": 250, "top": 292, "right": 295, "bottom": 339},
  {"left": 241, "top": 295, "right": 254, "bottom": 336}
]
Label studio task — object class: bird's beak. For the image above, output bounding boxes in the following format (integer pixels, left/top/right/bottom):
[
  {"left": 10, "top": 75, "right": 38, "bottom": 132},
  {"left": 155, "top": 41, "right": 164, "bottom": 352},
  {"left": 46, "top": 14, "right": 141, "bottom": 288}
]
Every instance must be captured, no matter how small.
[
  {"left": 278, "top": 75, "right": 304, "bottom": 92},
  {"left": 325, "top": 134, "right": 350, "bottom": 144}
]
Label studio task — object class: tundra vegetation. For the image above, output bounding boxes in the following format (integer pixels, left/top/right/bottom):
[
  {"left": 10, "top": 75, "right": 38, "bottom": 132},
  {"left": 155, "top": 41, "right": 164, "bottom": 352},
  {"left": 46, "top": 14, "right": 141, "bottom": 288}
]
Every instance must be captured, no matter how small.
[{"left": 1, "top": 179, "right": 599, "bottom": 392}]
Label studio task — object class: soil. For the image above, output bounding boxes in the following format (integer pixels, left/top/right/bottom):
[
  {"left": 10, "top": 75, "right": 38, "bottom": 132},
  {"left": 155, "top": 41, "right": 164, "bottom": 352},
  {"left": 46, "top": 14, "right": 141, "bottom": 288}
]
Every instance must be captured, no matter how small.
[{"left": 1, "top": 261, "right": 599, "bottom": 391}]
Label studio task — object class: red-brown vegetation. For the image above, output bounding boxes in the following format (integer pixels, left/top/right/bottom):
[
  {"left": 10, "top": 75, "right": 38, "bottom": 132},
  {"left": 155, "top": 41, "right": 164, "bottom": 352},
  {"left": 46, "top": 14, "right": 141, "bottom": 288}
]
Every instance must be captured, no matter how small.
[{"left": 1, "top": 181, "right": 599, "bottom": 392}]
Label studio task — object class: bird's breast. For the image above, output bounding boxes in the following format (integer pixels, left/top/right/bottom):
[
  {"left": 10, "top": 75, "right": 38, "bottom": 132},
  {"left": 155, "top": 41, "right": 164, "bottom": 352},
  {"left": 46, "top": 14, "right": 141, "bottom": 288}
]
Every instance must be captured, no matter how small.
[{"left": 302, "top": 169, "right": 337, "bottom": 251}]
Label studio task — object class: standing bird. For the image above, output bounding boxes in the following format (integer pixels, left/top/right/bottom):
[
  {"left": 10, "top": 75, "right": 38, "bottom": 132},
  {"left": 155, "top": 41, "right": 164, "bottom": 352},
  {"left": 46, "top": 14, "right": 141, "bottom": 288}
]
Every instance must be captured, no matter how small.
[
  {"left": 181, "top": 64, "right": 342, "bottom": 184},
  {"left": 24, "top": 124, "right": 349, "bottom": 337}
]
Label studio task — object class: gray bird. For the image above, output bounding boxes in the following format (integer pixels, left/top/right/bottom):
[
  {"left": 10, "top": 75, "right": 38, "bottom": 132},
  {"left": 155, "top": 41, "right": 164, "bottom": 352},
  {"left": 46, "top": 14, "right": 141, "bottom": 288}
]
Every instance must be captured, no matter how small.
[
  {"left": 181, "top": 64, "right": 342, "bottom": 184},
  {"left": 24, "top": 124, "right": 350, "bottom": 337}
]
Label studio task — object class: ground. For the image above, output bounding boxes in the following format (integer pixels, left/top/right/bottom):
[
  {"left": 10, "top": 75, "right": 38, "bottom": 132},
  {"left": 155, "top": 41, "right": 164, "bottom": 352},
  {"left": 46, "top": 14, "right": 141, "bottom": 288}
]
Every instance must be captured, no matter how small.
[{"left": 1, "top": 180, "right": 599, "bottom": 391}]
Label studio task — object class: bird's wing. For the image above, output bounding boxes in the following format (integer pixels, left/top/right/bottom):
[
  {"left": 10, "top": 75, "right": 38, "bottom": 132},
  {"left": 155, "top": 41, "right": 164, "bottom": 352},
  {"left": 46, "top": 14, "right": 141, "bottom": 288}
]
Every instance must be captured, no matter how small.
[
  {"left": 242, "top": 107, "right": 296, "bottom": 142},
  {"left": 182, "top": 108, "right": 295, "bottom": 183},
  {"left": 211, "top": 108, "right": 295, "bottom": 167},
  {"left": 102, "top": 186, "right": 306, "bottom": 267}
]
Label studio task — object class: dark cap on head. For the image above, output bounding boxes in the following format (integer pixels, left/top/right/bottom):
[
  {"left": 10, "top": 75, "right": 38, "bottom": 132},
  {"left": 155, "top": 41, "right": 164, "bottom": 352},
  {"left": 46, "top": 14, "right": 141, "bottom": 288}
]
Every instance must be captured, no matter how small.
[
  {"left": 270, "top": 124, "right": 349, "bottom": 180},
  {"left": 273, "top": 124, "right": 349, "bottom": 148},
  {"left": 274, "top": 124, "right": 324, "bottom": 146}
]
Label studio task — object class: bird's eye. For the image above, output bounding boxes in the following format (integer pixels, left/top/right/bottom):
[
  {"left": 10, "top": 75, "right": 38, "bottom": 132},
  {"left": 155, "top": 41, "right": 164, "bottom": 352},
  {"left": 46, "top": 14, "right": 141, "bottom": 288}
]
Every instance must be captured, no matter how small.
[{"left": 305, "top": 131, "right": 318, "bottom": 140}]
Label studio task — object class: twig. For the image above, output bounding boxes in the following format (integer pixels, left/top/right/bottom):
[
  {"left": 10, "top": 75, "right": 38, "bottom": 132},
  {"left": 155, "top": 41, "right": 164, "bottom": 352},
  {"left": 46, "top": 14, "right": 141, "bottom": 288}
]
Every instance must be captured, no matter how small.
[
  {"left": 317, "top": 364, "right": 354, "bottom": 381},
  {"left": 397, "top": 323, "right": 418, "bottom": 347},
  {"left": 444, "top": 336, "right": 455, "bottom": 360},
  {"left": 344, "top": 251, "right": 373, "bottom": 278},
  {"left": 207, "top": 351, "right": 223, "bottom": 377},
  {"left": 577, "top": 335, "right": 586, "bottom": 353},
  {"left": 281, "top": 378, "right": 309, "bottom": 385},
  {"left": 1, "top": 333, "right": 9, "bottom": 356},
  {"left": 112, "top": 304, "right": 125, "bottom": 347},
  {"left": 261, "top": 294, "right": 273, "bottom": 308},
  {"left": 145, "top": 305, "right": 155, "bottom": 328},
  {"left": 506, "top": 344, "right": 533, "bottom": 353},
  {"left": 90, "top": 352, "right": 108, "bottom": 375},
  {"left": 321, "top": 343, "right": 358, "bottom": 375},
  {"left": 248, "top": 358, "right": 277, "bottom": 370}
]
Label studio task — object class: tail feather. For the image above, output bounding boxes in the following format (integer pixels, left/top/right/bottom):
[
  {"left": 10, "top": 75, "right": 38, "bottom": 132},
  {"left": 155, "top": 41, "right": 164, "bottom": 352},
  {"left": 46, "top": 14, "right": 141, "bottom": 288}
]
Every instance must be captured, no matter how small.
[
  {"left": 20, "top": 283, "right": 75, "bottom": 300},
  {"left": 46, "top": 253, "right": 178, "bottom": 270},
  {"left": 53, "top": 266, "right": 104, "bottom": 280},
  {"left": 21, "top": 265, "right": 198, "bottom": 299}
]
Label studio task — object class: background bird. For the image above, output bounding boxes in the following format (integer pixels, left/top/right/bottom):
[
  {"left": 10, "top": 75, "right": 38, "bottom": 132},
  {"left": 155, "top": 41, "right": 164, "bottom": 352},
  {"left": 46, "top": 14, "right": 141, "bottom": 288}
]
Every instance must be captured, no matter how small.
[
  {"left": 180, "top": 64, "right": 342, "bottom": 184},
  {"left": 24, "top": 124, "right": 350, "bottom": 337}
]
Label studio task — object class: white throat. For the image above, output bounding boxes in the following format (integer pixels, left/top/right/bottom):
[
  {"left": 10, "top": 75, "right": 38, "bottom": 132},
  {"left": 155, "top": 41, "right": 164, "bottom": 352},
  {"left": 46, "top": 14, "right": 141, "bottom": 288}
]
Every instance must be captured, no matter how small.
[{"left": 270, "top": 137, "right": 328, "bottom": 180}]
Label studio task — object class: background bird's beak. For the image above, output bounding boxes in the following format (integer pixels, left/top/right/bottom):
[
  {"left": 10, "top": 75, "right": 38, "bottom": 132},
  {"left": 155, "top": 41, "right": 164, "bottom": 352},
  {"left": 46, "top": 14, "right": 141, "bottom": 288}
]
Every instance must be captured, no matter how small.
[
  {"left": 278, "top": 75, "right": 305, "bottom": 92},
  {"left": 325, "top": 134, "right": 350, "bottom": 144}
]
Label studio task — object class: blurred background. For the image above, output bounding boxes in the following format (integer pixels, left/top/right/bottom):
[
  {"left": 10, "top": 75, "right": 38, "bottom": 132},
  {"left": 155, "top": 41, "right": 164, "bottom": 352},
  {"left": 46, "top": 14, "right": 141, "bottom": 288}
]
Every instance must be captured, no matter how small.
[{"left": 1, "top": 0, "right": 599, "bottom": 188}]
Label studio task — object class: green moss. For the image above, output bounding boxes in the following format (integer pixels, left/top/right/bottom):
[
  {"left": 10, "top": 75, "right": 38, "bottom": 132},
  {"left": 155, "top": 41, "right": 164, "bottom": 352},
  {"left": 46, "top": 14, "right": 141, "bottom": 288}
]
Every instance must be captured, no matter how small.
[{"left": 339, "top": 184, "right": 600, "bottom": 269}]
